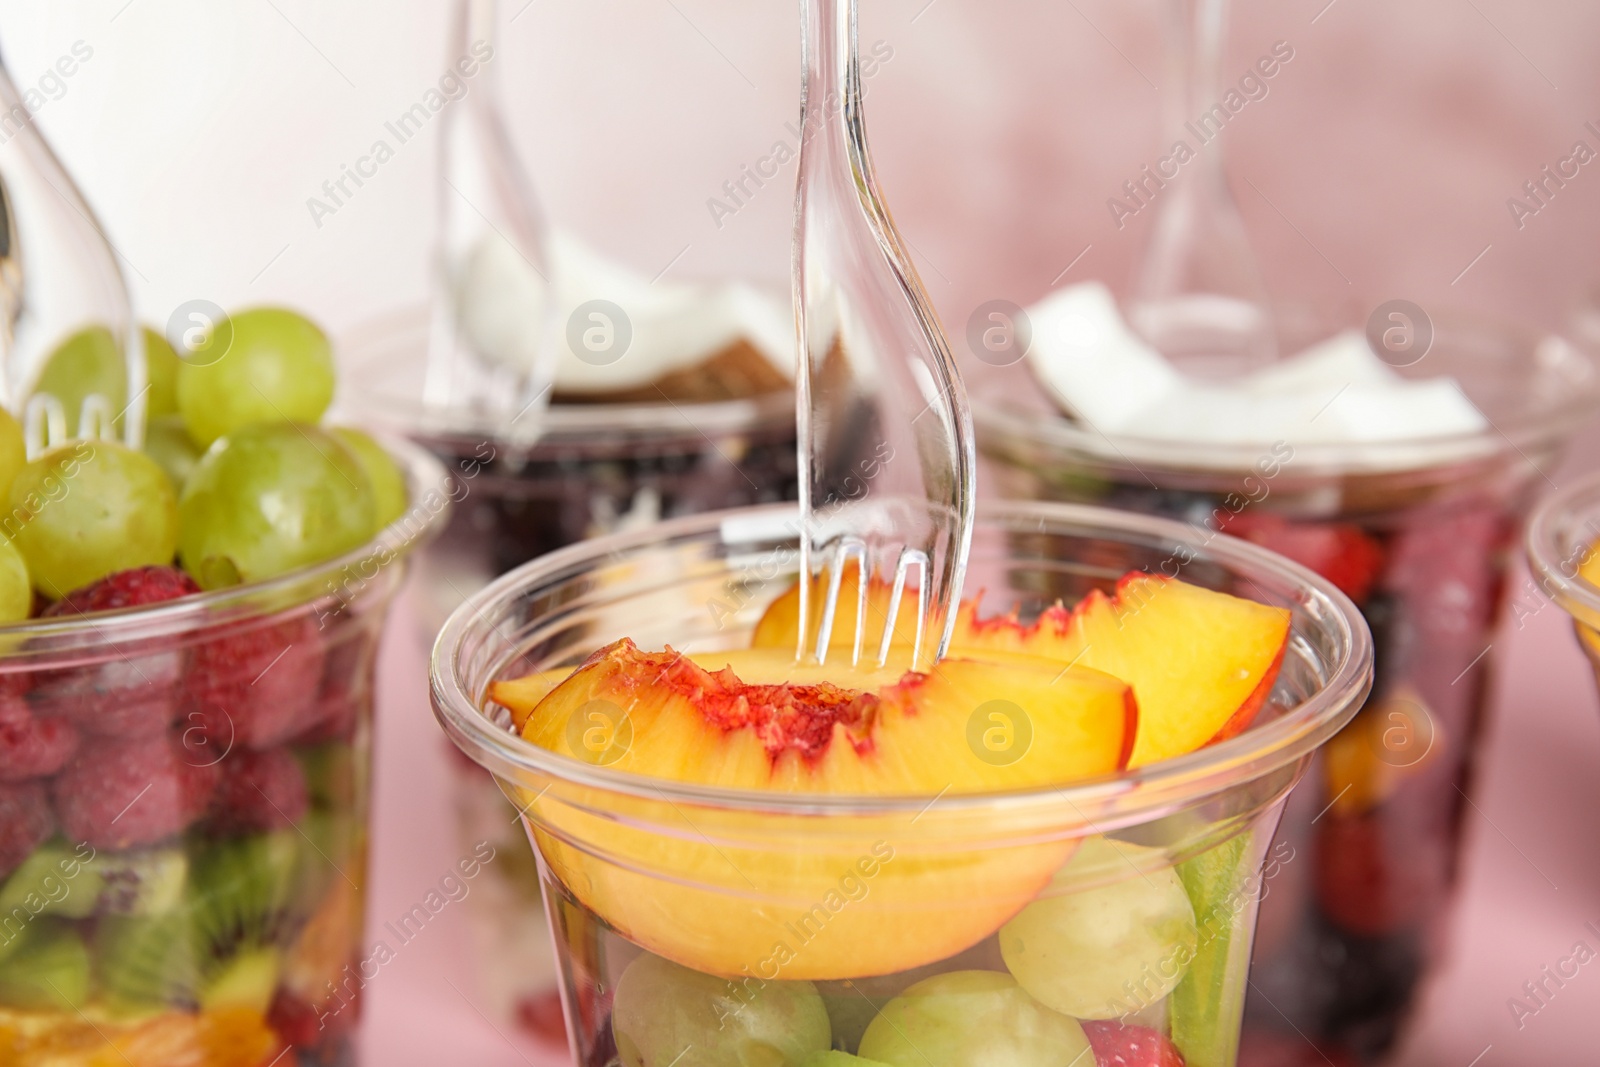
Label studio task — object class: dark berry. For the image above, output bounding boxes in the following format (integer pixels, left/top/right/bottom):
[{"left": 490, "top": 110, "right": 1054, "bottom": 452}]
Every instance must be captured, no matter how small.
[
  {"left": 0, "top": 695, "right": 79, "bottom": 781},
  {"left": 205, "top": 747, "right": 310, "bottom": 836},
  {"left": 51, "top": 733, "right": 218, "bottom": 850},
  {"left": 0, "top": 780, "right": 53, "bottom": 880}
]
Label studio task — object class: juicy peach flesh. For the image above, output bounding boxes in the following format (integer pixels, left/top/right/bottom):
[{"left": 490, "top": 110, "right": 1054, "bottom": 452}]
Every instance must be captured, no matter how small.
[{"left": 488, "top": 569, "right": 1289, "bottom": 980}]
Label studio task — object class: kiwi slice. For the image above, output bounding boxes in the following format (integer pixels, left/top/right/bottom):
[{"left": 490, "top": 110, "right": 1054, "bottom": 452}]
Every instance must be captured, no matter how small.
[
  {"left": 297, "top": 743, "right": 358, "bottom": 810},
  {"left": 97, "top": 831, "right": 308, "bottom": 1012},
  {"left": 0, "top": 918, "right": 91, "bottom": 1010},
  {"left": 0, "top": 842, "right": 102, "bottom": 925}
]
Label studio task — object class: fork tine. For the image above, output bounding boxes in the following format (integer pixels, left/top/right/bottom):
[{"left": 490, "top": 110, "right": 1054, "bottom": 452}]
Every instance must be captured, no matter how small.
[
  {"left": 23, "top": 393, "right": 66, "bottom": 457},
  {"left": 815, "top": 537, "right": 868, "bottom": 665},
  {"left": 881, "top": 549, "right": 929, "bottom": 670}
]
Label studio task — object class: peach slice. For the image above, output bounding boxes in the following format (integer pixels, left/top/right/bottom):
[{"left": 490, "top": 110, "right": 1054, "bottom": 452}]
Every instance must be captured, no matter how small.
[
  {"left": 753, "top": 571, "right": 1290, "bottom": 768},
  {"left": 508, "top": 639, "right": 1134, "bottom": 979},
  {"left": 750, "top": 564, "right": 921, "bottom": 659},
  {"left": 490, "top": 670, "right": 571, "bottom": 731}
]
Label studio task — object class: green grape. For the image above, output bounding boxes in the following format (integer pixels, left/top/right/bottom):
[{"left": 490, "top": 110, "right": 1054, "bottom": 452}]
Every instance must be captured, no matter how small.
[
  {"left": 803, "top": 1053, "right": 892, "bottom": 1067},
  {"left": 35, "top": 325, "right": 125, "bottom": 436},
  {"left": 857, "top": 971, "right": 1089, "bottom": 1066},
  {"left": 143, "top": 415, "right": 203, "bottom": 492},
  {"left": 331, "top": 427, "right": 406, "bottom": 527},
  {"left": 611, "top": 952, "right": 831, "bottom": 1067},
  {"left": 176, "top": 307, "right": 335, "bottom": 448},
  {"left": 0, "top": 407, "right": 24, "bottom": 504},
  {"left": 0, "top": 536, "right": 29, "bottom": 622},
  {"left": 1000, "top": 837, "right": 1197, "bottom": 1020},
  {"left": 144, "top": 326, "right": 181, "bottom": 418},
  {"left": 179, "top": 422, "right": 376, "bottom": 589},
  {"left": 8, "top": 441, "right": 178, "bottom": 597}
]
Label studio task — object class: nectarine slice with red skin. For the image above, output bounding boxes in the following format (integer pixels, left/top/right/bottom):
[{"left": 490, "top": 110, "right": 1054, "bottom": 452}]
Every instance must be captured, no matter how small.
[
  {"left": 951, "top": 574, "right": 1288, "bottom": 767},
  {"left": 519, "top": 640, "right": 1134, "bottom": 794},
  {"left": 505, "top": 639, "right": 1132, "bottom": 980},
  {"left": 753, "top": 570, "right": 1290, "bottom": 769}
]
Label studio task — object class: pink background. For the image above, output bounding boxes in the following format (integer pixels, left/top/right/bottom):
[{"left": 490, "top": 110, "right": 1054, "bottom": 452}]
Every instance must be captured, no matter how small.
[{"left": 0, "top": 2, "right": 1593, "bottom": 1064}]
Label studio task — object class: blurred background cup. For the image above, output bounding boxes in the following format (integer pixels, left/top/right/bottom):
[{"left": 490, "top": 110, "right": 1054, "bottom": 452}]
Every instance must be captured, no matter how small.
[
  {"left": 974, "top": 311, "right": 1598, "bottom": 1064},
  {"left": 1527, "top": 473, "right": 1600, "bottom": 707}
]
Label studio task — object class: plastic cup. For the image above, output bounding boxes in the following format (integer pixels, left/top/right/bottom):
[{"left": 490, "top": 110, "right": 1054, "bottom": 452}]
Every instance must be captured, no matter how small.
[
  {"left": 340, "top": 307, "right": 797, "bottom": 1038},
  {"left": 1526, "top": 471, "right": 1600, "bottom": 690},
  {"left": 973, "top": 314, "right": 1597, "bottom": 1063},
  {"left": 0, "top": 436, "right": 445, "bottom": 1066},
  {"left": 433, "top": 500, "right": 1371, "bottom": 1067}
]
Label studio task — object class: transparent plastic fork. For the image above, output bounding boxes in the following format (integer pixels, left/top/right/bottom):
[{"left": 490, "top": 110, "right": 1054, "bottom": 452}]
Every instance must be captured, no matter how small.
[
  {"left": 0, "top": 53, "right": 141, "bottom": 457},
  {"left": 792, "top": 0, "right": 975, "bottom": 672}
]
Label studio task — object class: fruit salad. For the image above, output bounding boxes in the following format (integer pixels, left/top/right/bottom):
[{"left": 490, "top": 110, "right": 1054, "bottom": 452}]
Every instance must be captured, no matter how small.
[
  {"left": 0, "top": 309, "right": 442, "bottom": 1066},
  {"left": 483, "top": 563, "right": 1310, "bottom": 1067}
]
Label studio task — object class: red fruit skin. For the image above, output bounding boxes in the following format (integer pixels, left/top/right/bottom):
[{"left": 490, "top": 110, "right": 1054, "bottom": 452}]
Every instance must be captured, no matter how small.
[
  {"left": 205, "top": 748, "right": 310, "bottom": 836},
  {"left": 1082, "top": 1021, "right": 1186, "bottom": 1067},
  {"left": 0, "top": 780, "right": 54, "bottom": 880},
  {"left": 186, "top": 616, "right": 327, "bottom": 750},
  {"left": 1225, "top": 514, "right": 1386, "bottom": 605},
  {"left": 43, "top": 566, "right": 200, "bottom": 617},
  {"left": 51, "top": 733, "right": 219, "bottom": 850},
  {"left": 0, "top": 696, "right": 79, "bottom": 781}
]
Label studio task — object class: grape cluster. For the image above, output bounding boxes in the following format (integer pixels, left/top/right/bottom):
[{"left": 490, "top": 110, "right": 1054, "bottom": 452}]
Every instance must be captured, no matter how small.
[{"left": 0, "top": 307, "right": 405, "bottom": 619}]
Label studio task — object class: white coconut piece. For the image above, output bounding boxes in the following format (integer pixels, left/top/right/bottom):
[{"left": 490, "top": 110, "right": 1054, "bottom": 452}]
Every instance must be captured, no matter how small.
[
  {"left": 1022, "top": 282, "right": 1490, "bottom": 455},
  {"left": 452, "top": 228, "right": 794, "bottom": 394}
]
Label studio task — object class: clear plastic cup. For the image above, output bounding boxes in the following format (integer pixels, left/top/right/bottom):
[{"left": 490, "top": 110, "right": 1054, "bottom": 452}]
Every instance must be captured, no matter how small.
[
  {"left": 1526, "top": 471, "right": 1600, "bottom": 689},
  {"left": 973, "top": 313, "right": 1598, "bottom": 1064},
  {"left": 433, "top": 500, "right": 1372, "bottom": 1067},
  {"left": 0, "top": 436, "right": 446, "bottom": 1066},
  {"left": 341, "top": 307, "right": 797, "bottom": 1040}
]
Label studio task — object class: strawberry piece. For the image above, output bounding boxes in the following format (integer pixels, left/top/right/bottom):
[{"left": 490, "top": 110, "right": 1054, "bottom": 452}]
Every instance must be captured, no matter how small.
[
  {"left": 42, "top": 566, "right": 200, "bottom": 617},
  {"left": 267, "top": 988, "right": 323, "bottom": 1049},
  {"left": 186, "top": 615, "right": 327, "bottom": 750},
  {"left": 0, "top": 780, "right": 53, "bottom": 880},
  {"left": 1082, "top": 1021, "right": 1185, "bottom": 1067},
  {"left": 205, "top": 747, "right": 310, "bottom": 836},
  {"left": 51, "top": 733, "right": 219, "bottom": 850},
  {"left": 0, "top": 695, "right": 79, "bottom": 781},
  {"left": 1225, "top": 514, "right": 1385, "bottom": 605},
  {"left": 31, "top": 567, "right": 200, "bottom": 739}
]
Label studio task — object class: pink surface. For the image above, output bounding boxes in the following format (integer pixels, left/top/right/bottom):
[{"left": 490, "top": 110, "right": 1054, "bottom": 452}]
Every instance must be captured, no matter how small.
[{"left": 361, "top": 427, "right": 1600, "bottom": 1067}]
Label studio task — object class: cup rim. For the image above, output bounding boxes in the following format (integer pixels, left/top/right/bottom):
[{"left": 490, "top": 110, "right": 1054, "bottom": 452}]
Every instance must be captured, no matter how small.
[
  {"left": 432, "top": 499, "right": 1374, "bottom": 819},
  {"left": 1526, "top": 468, "right": 1600, "bottom": 623},
  {"left": 0, "top": 432, "right": 451, "bottom": 650}
]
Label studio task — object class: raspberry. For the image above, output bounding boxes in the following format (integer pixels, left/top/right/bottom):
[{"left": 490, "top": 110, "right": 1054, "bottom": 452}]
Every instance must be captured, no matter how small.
[
  {"left": 205, "top": 747, "right": 310, "bottom": 836},
  {"left": 186, "top": 615, "right": 326, "bottom": 750},
  {"left": 0, "top": 780, "right": 53, "bottom": 880},
  {"left": 30, "top": 653, "right": 183, "bottom": 738},
  {"left": 0, "top": 695, "right": 80, "bottom": 781},
  {"left": 1082, "top": 1021, "right": 1186, "bottom": 1067},
  {"left": 51, "top": 733, "right": 219, "bottom": 850},
  {"left": 43, "top": 566, "right": 201, "bottom": 617}
]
